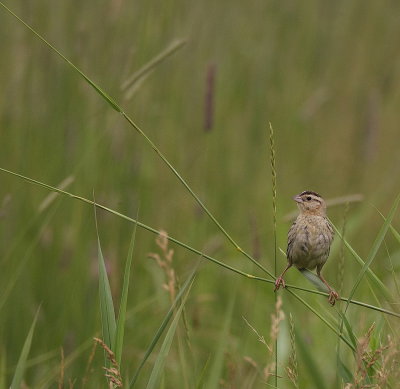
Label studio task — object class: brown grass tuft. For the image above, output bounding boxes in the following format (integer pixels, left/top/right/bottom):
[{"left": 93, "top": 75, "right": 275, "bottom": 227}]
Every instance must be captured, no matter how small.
[
  {"left": 148, "top": 230, "right": 177, "bottom": 303},
  {"left": 344, "top": 324, "right": 400, "bottom": 388},
  {"left": 270, "top": 295, "right": 285, "bottom": 344}
]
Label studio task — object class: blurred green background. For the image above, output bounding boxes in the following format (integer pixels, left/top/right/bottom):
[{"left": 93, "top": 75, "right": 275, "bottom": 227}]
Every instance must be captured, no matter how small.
[{"left": 1, "top": 0, "right": 400, "bottom": 387}]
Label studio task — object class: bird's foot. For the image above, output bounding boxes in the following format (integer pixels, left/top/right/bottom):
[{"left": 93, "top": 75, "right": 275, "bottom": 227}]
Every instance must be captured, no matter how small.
[
  {"left": 328, "top": 290, "right": 339, "bottom": 306},
  {"left": 274, "top": 276, "right": 286, "bottom": 291}
]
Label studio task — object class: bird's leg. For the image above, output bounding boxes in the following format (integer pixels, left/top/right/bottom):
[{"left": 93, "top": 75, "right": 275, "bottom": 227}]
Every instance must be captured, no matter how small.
[
  {"left": 274, "top": 264, "right": 292, "bottom": 291},
  {"left": 317, "top": 269, "right": 339, "bottom": 306}
]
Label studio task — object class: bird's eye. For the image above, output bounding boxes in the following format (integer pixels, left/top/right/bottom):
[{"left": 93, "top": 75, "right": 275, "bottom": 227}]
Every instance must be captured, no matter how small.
[{"left": 306, "top": 196, "right": 312, "bottom": 201}]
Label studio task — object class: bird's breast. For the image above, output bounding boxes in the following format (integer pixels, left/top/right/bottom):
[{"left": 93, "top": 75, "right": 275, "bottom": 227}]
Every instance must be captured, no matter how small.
[{"left": 287, "top": 215, "right": 332, "bottom": 270}]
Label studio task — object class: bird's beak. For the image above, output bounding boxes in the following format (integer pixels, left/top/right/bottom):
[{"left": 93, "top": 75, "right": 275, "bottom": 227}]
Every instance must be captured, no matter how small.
[{"left": 293, "top": 195, "right": 303, "bottom": 203}]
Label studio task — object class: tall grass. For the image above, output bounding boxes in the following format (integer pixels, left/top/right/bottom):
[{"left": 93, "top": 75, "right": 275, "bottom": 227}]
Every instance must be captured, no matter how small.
[{"left": 1, "top": 1, "right": 400, "bottom": 387}]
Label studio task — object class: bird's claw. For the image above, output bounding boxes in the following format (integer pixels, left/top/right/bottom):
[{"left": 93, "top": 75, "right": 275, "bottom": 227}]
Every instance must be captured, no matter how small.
[
  {"left": 328, "top": 290, "right": 339, "bottom": 306},
  {"left": 274, "top": 276, "right": 286, "bottom": 291}
]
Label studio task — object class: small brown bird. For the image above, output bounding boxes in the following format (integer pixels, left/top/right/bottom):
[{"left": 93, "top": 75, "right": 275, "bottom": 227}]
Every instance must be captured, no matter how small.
[{"left": 275, "top": 191, "right": 339, "bottom": 305}]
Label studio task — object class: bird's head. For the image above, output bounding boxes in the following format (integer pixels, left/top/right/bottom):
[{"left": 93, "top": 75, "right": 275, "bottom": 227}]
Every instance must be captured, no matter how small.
[{"left": 294, "top": 191, "right": 326, "bottom": 216}]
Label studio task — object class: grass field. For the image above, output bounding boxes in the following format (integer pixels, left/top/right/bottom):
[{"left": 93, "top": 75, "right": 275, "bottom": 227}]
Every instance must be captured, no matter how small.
[{"left": 1, "top": 1, "right": 400, "bottom": 388}]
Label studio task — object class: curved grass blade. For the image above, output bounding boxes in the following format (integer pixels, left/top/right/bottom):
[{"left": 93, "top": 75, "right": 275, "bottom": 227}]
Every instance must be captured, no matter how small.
[
  {"left": 10, "top": 308, "right": 40, "bottom": 389},
  {"left": 195, "top": 355, "right": 211, "bottom": 389},
  {"left": 330, "top": 220, "right": 392, "bottom": 302},
  {"left": 115, "top": 218, "right": 138, "bottom": 366},
  {"left": 389, "top": 224, "right": 400, "bottom": 243},
  {"left": 130, "top": 266, "right": 197, "bottom": 388},
  {"left": 338, "top": 312, "right": 357, "bottom": 349},
  {"left": 94, "top": 205, "right": 116, "bottom": 354},
  {"left": 145, "top": 276, "right": 195, "bottom": 389},
  {"left": 343, "top": 192, "right": 400, "bottom": 313},
  {"left": 337, "top": 357, "right": 354, "bottom": 384},
  {"left": 121, "top": 39, "right": 187, "bottom": 99}
]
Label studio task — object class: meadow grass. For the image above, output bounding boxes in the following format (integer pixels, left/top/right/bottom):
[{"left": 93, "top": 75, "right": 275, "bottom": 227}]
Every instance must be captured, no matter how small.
[{"left": 1, "top": 1, "right": 400, "bottom": 388}]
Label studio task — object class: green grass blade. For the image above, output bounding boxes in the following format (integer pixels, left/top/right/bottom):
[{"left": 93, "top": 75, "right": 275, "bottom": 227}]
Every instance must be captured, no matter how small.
[
  {"left": 389, "top": 225, "right": 400, "bottom": 243},
  {"left": 337, "top": 357, "right": 354, "bottom": 383},
  {"left": 338, "top": 312, "right": 357, "bottom": 349},
  {"left": 97, "top": 238, "right": 117, "bottom": 351},
  {"left": 331, "top": 221, "right": 392, "bottom": 302},
  {"left": 372, "top": 204, "right": 400, "bottom": 245},
  {"left": 344, "top": 193, "right": 400, "bottom": 310},
  {"left": 10, "top": 308, "right": 40, "bottom": 389},
  {"left": 130, "top": 266, "right": 197, "bottom": 388},
  {"left": 205, "top": 295, "right": 235, "bottom": 389},
  {"left": 195, "top": 356, "right": 211, "bottom": 389},
  {"left": 115, "top": 219, "right": 138, "bottom": 366},
  {"left": 145, "top": 277, "right": 195, "bottom": 389},
  {"left": 94, "top": 206, "right": 117, "bottom": 353},
  {"left": 121, "top": 39, "right": 187, "bottom": 97}
]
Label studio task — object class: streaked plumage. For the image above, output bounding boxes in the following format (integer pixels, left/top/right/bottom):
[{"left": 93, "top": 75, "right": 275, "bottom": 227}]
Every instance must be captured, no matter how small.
[{"left": 275, "top": 191, "right": 339, "bottom": 305}]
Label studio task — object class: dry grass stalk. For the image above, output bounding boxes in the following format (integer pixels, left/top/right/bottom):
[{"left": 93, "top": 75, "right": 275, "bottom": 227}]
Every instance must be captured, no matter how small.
[
  {"left": 286, "top": 313, "right": 299, "bottom": 388},
  {"left": 58, "top": 347, "right": 65, "bottom": 389},
  {"left": 270, "top": 295, "right": 285, "bottom": 344},
  {"left": 375, "top": 335, "right": 400, "bottom": 387},
  {"left": 242, "top": 297, "right": 285, "bottom": 384},
  {"left": 148, "top": 229, "right": 177, "bottom": 302},
  {"left": 81, "top": 338, "right": 98, "bottom": 388},
  {"left": 263, "top": 296, "right": 285, "bottom": 380},
  {"left": 93, "top": 337, "right": 122, "bottom": 388},
  {"left": 148, "top": 230, "right": 194, "bottom": 374},
  {"left": 263, "top": 362, "right": 277, "bottom": 381},
  {"left": 243, "top": 356, "right": 258, "bottom": 369},
  {"left": 265, "top": 296, "right": 285, "bottom": 381},
  {"left": 242, "top": 316, "right": 272, "bottom": 352}
]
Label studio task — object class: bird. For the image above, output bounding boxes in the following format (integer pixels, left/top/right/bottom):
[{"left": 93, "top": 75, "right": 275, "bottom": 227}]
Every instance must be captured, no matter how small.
[{"left": 274, "top": 191, "right": 339, "bottom": 306}]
